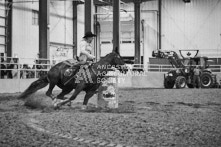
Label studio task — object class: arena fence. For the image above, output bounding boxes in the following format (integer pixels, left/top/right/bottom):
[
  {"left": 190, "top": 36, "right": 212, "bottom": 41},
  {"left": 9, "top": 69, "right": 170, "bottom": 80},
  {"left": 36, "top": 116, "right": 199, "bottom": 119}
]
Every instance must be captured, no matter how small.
[
  {"left": 1, "top": 56, "right": 221, "bottom": 79},
  {"left": 132, "top": 64, "right": 221, "bottom": 73},
  {"left": 1, "top": 57, "right": 221, "bottom": 93},
  {"left": 0, "top": 56, "right": 58, "bottom": 79}
]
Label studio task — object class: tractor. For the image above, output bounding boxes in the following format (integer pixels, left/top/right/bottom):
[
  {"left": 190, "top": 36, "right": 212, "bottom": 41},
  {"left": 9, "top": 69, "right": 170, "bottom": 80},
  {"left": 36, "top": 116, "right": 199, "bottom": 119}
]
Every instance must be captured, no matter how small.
[{"left": 152, "top": 50, "right": 220, "bottom": 89}]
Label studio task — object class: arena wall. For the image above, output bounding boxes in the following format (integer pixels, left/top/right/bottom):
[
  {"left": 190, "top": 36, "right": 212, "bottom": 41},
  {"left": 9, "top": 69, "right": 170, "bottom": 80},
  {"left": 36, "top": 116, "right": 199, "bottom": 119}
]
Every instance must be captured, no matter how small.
[
  {"left": 1, "top": 72, "right": 221, "bottom": 93},
  {"left": 118, "top": 72, "right": 165, "bottom": 88},
  {"left": 11, "top": 1, "right": 75, "bottom": 64},
  {"left": 0, "top": 78, "right": 59, "bottom": 93},
  {"left": 0, "top": 72, "right": 164, "bottom": 93},
  {"left": 161, "top": 0, "right": 221, "bottom": 57}
]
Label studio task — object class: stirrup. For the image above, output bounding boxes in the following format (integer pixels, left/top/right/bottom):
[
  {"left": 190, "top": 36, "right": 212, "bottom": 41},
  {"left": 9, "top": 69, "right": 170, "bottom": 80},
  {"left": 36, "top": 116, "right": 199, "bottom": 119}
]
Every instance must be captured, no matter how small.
[{"left": 64, "top": 68, "right": 73, "bottom": 77}]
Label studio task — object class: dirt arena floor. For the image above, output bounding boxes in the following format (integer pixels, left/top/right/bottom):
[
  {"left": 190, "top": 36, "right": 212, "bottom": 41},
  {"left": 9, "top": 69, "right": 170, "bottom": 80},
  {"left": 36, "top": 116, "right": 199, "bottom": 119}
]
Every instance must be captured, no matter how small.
[{"left": 0, "top": 88, "right": 221, "bottom": 147}]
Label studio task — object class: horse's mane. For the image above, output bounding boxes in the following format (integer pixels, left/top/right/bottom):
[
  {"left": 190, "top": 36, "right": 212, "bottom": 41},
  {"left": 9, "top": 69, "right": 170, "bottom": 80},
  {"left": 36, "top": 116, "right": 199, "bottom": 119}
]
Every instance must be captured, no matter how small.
[
  {"left": 94, "top": 47, "right": 123, "bottom": 66},
  {"left": 97, "top": 47, "right": 120, "bottom": 63},
  {"left": 97, "top": 52, "right": 115, "bottom": 63}
]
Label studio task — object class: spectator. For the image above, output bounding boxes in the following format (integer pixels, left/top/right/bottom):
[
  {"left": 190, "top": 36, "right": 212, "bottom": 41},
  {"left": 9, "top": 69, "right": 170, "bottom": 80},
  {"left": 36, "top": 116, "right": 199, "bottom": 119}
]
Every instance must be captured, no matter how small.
[
  {"left": 21, "top": 64, "right": 32, "bottom": 79},
  {"left": 193, "top": 66, "right": 201, "bottom": 88},
  {"left": 26, "top": 65, "right": 32, "bottom": 78},
  {"left": 36, "top": 60, "right": 43, "bottom": 78},
  {"left": 0, "top": 58, "right": 6, "bottom": 79},
  {"left": 21, "top": 64, "right": 28, "bottom": 79},
  {"left": 6, "top": 58, "right": 19, "bottom": 79},
  {"left": 11, "top": 64, "right": 18, "bottom": 79},
  {"left": 31, "top": 64, "right": 36, "bottom": 78},
  {"left": 7, "top": 58, "right": 14, "bottom": 79},
  {"left": 36, "top": 60, "right": 47, "bottom": 78}
]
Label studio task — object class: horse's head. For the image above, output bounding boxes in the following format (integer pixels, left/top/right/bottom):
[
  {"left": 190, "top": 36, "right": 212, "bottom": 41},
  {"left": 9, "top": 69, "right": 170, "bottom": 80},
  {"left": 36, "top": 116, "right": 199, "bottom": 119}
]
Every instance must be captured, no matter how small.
[{"left": 107, "top": 47, "right": 128, "bottom": 73}]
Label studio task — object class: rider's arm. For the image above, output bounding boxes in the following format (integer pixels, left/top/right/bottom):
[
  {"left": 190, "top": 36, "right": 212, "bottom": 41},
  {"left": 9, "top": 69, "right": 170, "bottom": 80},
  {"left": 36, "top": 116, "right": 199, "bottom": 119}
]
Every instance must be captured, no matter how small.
[
  {"left": 80, "top": 42, "right": 95, "bottom": 59},
  {"left": 80, "top": 49, "right": 95, "bottom": 59}
]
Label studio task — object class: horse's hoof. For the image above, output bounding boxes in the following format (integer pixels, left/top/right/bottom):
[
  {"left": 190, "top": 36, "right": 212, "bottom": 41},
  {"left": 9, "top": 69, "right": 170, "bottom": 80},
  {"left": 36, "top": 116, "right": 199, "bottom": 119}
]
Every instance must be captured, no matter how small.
[
  {"left": 53, "top": 98, "right": 58, "bottom": 104},
  {"left": 53, "top": 102, "right": 61, "bottom": 110},
  {"left": 54, "top": 105, "right": 59, "bottom": 110},
  {"left": 67, "top": 102, "right": 72, "bottom": 107},
  {"left": 81, "top": 105, "right": 87, "bottom": 110},
  {"left": 54, "top": 105, "right": 60, "bottom": 110},
  {"left": 51, "top": 96, "right": 56, "bottom": 100}
]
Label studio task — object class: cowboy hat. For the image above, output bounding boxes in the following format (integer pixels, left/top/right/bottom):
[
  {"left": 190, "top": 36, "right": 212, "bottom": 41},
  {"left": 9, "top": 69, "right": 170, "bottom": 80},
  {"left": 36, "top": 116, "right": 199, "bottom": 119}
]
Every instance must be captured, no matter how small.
[{"left": 83, "top": 31, "right": 96, "bottom": 38}]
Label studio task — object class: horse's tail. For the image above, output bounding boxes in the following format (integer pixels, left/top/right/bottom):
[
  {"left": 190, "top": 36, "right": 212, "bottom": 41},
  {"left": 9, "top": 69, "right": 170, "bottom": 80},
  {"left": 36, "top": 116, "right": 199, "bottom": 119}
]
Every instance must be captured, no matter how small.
[{"left": 18, "top": 75, "right": 49, "bottom": 99}]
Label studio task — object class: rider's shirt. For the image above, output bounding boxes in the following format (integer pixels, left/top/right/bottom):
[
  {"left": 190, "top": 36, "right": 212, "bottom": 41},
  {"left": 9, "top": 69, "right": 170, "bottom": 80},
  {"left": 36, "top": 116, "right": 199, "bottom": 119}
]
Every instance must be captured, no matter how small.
[{"left": 79, "top": 39, "right": 94, "bottom": 61}]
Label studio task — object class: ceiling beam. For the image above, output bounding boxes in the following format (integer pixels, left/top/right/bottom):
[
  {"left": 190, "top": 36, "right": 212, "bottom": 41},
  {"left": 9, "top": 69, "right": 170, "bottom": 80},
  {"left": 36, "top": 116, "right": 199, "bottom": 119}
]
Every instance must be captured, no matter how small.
[{"left": 94, "top": 0, "right": 153, "bottom": 6}]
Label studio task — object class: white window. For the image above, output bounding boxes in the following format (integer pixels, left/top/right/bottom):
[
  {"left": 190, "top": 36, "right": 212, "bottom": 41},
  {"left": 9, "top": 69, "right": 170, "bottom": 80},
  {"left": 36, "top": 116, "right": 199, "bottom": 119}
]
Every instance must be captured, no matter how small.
[{"left": 32, "top": 10, "right": 39, "bottom": 25}]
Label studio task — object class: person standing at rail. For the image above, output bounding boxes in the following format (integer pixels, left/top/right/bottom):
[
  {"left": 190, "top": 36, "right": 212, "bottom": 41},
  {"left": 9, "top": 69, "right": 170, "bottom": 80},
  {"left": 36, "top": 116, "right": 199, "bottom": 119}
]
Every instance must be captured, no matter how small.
[
  {"left": 193, "top": 65, "right": 201, "bottom": 88},
  {"left": 0, "top": 58, "right": 6, "bottom": 79}
]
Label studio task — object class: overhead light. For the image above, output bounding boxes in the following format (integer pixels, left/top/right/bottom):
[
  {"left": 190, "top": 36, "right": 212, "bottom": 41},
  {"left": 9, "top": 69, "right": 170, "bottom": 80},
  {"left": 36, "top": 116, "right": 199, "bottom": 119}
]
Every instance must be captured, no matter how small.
[{"left": 183, "top": 0, "right": 191, "bottom": 3}]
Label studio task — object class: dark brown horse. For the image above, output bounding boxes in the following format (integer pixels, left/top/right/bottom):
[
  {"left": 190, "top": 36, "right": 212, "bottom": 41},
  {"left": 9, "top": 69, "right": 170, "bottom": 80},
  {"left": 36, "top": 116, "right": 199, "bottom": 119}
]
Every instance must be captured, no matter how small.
[{"left": 18, "top": 48, "right": 126, "bottom": 109}]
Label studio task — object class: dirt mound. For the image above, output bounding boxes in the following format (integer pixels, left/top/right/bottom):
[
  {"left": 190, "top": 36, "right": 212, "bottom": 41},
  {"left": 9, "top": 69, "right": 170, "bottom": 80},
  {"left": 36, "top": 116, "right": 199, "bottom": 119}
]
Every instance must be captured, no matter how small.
[{"left": 24, "top": 94, "right": 53, "bottom": 109}]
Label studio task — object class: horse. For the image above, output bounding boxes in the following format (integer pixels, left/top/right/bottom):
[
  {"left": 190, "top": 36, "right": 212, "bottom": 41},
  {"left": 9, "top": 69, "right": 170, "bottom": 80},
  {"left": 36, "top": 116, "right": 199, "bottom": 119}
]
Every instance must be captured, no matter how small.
[{"left": 18, "top": 48, "right": 127, "bottom": 109}]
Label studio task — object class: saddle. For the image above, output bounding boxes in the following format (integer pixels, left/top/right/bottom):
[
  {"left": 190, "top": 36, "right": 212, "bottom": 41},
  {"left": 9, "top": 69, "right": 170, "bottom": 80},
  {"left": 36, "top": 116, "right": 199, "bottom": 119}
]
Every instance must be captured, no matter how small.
[{"left": 63, "top": 58, "right": 93, "bottom": 77}]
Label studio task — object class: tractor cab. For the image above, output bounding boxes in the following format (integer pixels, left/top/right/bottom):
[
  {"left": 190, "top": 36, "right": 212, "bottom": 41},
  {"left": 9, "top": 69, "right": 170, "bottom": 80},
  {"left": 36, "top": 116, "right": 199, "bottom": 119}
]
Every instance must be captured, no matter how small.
[
  {"left": 190, "top": 57, "right": 210, "bottom": 69},
  {"left": 183, "top": 56, "right": 210, "bottom": 69}
]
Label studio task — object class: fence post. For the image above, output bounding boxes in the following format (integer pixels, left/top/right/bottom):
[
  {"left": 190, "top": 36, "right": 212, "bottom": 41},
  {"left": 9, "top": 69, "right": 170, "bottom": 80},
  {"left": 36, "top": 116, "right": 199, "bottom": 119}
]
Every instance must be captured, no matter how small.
[
  {"left": 0, "top": 58, "right": 1, "bottom": 78},
  {"left": 17, "top": 62, "right": 20, "bottom": 79},
  {"left": 35, "top": 64, "right": 37, "bottom": 78}
]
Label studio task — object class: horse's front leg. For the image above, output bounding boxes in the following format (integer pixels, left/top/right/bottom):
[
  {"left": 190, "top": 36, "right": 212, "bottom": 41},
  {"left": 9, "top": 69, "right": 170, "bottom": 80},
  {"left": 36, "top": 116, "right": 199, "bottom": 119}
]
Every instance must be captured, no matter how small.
[
  {"left": 54, "top": 88, "right": 73, "bottom": 106},
  {"left": 54, "top": 85, "right": 85, "bottom": 109},
  {"left": 82, "top": 90, "right": 97, "bottom": 110}
]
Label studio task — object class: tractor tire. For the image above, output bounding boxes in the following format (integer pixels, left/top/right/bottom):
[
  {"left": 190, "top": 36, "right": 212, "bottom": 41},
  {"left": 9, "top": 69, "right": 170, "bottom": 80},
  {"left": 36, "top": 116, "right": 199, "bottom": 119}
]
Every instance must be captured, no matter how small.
[
  {"left": 201, "top": 72, "right": 213, "bottom": 88},
  {"left": 175, "top": 76, "right": 187, "bottom": 89},
  {"left": 164, "top": 77, "right": 175, "bottom": 89}
]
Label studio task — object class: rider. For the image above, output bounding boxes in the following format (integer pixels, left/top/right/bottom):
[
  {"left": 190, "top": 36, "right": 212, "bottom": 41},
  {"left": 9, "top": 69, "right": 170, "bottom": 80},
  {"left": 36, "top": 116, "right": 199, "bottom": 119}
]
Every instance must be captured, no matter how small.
[
  {"left": 78, "top": 31, "right": 96, "bottom": 66},
  {"left": 64, "top": 32, "right": 96, "bottom": 76},
  {"left": 64, "top": 32, "right": 96, "bottom": 77}
]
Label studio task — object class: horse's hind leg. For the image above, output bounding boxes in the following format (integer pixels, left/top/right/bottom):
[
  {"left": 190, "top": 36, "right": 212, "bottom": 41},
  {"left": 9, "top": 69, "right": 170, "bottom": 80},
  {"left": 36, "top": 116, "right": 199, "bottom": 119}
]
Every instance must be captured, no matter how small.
[{"left": 46, "top": 83, "right": 56, "bottom": 99}]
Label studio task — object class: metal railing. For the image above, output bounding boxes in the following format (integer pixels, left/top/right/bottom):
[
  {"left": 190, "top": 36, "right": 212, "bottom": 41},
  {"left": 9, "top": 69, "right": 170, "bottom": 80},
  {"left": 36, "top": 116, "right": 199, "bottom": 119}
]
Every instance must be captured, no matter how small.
[
  {"left": 132, "top": 64, "right": 221, "bottom": 73},
  {"left": 0, "top": 64, "right": 49, "bottom": 79},
  {"left": 1, "top": 56, "right": 221, "bottom": 79},
  {"left": 0, "top": 56, "right": 55, "bottom": 79}
]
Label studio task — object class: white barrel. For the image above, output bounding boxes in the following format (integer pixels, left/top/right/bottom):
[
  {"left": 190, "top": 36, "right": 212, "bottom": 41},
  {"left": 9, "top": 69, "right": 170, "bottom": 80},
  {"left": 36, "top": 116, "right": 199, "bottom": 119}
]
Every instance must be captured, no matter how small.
[{"left": 97, "top": 73, "right": 118, "bottom": 109}]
